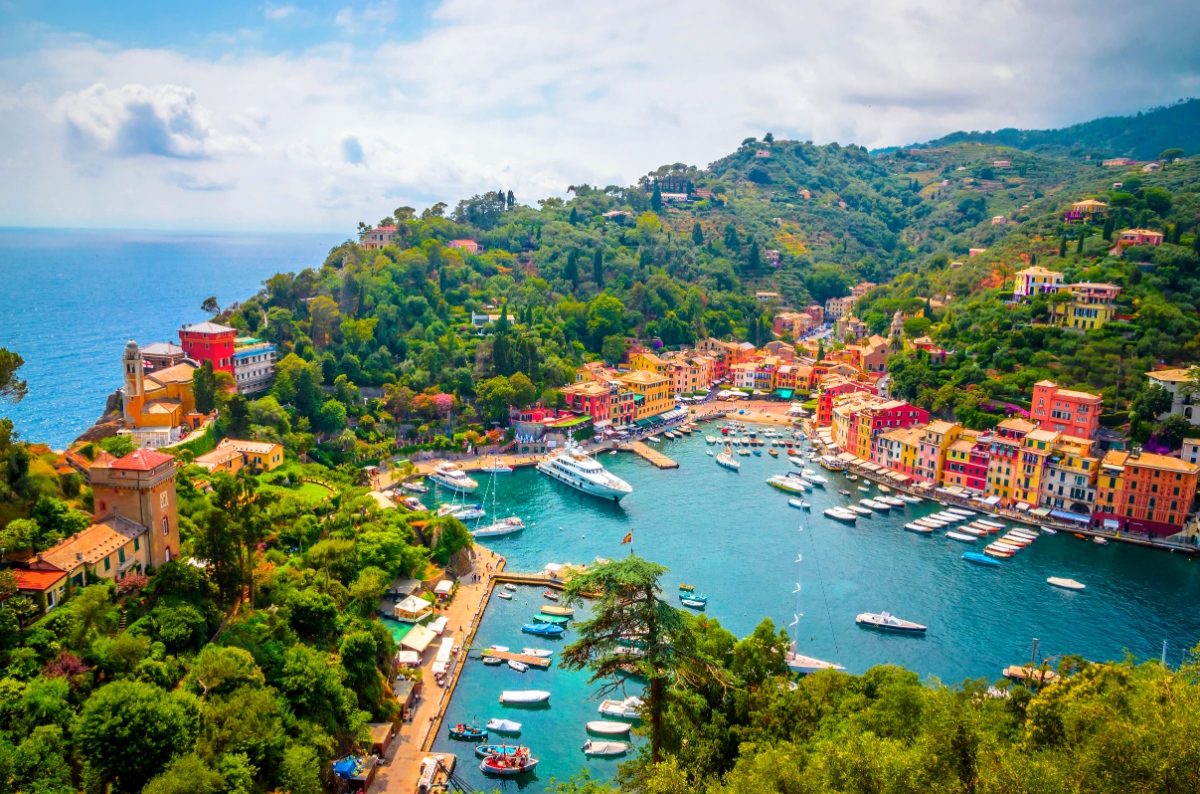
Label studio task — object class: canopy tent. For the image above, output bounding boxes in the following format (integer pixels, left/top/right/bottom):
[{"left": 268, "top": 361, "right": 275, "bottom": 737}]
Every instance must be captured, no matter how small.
[
  {"left": 861, "top": 462, "right": 882, "bottom": 472},
  {"left": 1050, "top": 508, "right": 1091, "bottom": 524},
  {"left": 980, "top": 494, "right": 1002, "bottom": 505},
  {"left": 393, "top": 594, "right": 433, "bottom": 623},
  {"left": 886, "top": 472, "right": 911, "bottom": 483},
  {"left": 400, "top": 624, "right": 438, "bottom": 654},
  {"left": 434, "top": 580, "right": 454, "bottom": 598},
  {"left": 394, "top": 650, "right": 421, "bottom": 667},
  {"left": 427, "top": 616, "right": 449, "bottom": 635},
  {"left": 435, "top": 637, "right": 455, "bottom": 664}
]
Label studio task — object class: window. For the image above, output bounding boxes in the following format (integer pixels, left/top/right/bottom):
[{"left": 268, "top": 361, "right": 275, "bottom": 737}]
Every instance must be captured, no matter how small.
[
  {"left": 163, "top": 516, "right": 169, "bottom": 535},
  {"left": 133, "top": 536, "right": 140, "bottom": 551},
  {"left": 118, "top": 548, "right": 126, "bottom": 564},
  {"left": 103, "top": 557, "right": 111, "bottom": 571},
  {"left": 160, "top": 491, "right": 168, "bottom": 509}
]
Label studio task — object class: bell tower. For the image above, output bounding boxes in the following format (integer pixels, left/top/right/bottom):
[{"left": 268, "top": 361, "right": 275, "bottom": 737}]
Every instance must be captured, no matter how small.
[
  {"left": 122, "top": 340, "right": 145, "bottom": 423},
  {"left": 89, "top": 448, "right": 179, "bottom": 568}
]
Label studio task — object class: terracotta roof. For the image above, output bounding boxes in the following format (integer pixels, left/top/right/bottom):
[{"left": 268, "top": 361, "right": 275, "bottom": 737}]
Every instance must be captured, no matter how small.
[
  {"left": 143, "top": 400, "right": 182, "bottom": 415},
  {"left": 1146, "top": 368, "right": 1192, "bottom": 383},
  {"left": 219, "top": 438, "right": 280, "bottom": 455},
  {"left": 35, "top": 516, "right": 146, "bottom": 573},
  {"left": 147, "top": 363, "right": 196, "bottom": 385},
  {"left": 194, "top": 446, "right": 243, "bottom": 469},
  {"left": 1103, "top": 450, "right": 1199, "bottom": 474},
  {"left": 997, "top": 417, "right": 1036, "bottom": 433},
  {"left": 140, "top": 342, "right": 184, "bottom": 356},
  {"left": 925, "top": 420, "right": 958, "bottom": 434},
  {"left": 1026, "top": 429, "right": 1060, "bottom": 443},
  {"left": 111, "top": 448, "right": 175, "bottom": 472},
  {"left": 14, "top": 569, "right": 67, "bottom": 591}
]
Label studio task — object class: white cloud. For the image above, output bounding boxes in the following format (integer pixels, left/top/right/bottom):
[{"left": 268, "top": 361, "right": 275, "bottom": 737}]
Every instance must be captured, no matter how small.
[
  {"left": 0, "top": 0, "right": 1197, "bottom": 232},
  {"left": 263, "top": 4, "right": 296, "bottom": 21}
]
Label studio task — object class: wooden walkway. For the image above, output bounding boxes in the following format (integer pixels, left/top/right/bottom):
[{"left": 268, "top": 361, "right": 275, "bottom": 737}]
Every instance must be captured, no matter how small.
[
  {"left": 492, "top": 571, "right": 566, "bottom": 590},
  {"left": 480, "top": 648, "right": 552, "bottom": 668},
  {"left": 628, "top": 441, "right": 679, "bottom": 469}
]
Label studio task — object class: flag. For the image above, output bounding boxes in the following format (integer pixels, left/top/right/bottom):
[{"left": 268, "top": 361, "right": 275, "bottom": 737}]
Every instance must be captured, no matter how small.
[{"left": 621, "top": 532, "right": 633, "bottom": 544}]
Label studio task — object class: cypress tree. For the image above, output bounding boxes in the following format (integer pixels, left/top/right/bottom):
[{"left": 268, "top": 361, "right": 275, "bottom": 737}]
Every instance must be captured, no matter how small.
[
  {"left": 692, "top": 222, "right": 704, "bottom": 245},
  {"left": 1059, "top": 237, "right": 1067, "bottom": 257},
  {"left": 748, "top": 241, "right": 761, "bottom": 274},
  {"left": 1102, "top": 217, "right": 1114, "bottom": 241},
  {"left": 650, "top": 184, "right": 663, "bottom": 212},
  {"left": 568, "top": 207, "right": 579, "bottom": 225},
  {"left": 1076, "top": 232, "right": 1085, "bottom": 254},
  {"left": 565, "top": 250, "right": 579, "bottom": 287},
  {"left": 592, "top": 249, "right": 604, "bottom": 287}
]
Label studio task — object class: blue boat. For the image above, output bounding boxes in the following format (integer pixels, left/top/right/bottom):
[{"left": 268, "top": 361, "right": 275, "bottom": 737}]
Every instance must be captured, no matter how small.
[
  {"left": 962, "top": 552, "right": 1001, "bottom": 567},
  {"left": 678, "top": 592, "right": 708, "bottom": 604},
  {"left": 448, "top": 723, "right": 488, "bottom": 741},
  {"left": 522, "top": 622, "right": 565, "bottom": 637},
  {"left": 475, "top": 744, "right": 526, "bottom": 759}
]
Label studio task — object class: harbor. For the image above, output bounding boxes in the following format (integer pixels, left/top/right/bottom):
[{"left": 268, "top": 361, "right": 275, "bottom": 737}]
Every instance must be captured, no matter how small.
[{"left": 408, "top": 427, "right": 1200, "bottom": 790}]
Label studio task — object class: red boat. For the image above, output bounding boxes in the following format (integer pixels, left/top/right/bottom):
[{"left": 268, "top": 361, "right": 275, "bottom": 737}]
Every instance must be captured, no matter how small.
[
  {"left": 720, "top": 427, "right": 730, "bottom": 435},
  {"left": 480, "top": 747, "right": 539, "bottom": 776}
]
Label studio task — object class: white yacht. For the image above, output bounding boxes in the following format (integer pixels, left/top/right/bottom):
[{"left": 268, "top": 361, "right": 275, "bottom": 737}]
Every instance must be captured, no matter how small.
[
  {"left": 428, "top": 464, "right": 479, "bottom": 493},
  {"left": 536, "top": 445, "right": 633, "bottom": 502}
]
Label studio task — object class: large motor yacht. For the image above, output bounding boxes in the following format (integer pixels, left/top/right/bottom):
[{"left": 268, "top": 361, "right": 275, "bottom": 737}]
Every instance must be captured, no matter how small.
[
  {"left": 536, "top": 445, "right": 633, "bottom": 502},
  {"left": 427, "top": 464, "right": 479, "bottom": 494}
]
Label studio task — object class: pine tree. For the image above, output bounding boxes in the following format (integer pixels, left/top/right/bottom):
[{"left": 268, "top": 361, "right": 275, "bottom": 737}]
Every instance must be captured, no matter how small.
[
  {"left": 1102, "top": 217, "right": 1115, "bottom": 241},
  {"left": 691, "top": 222, "right": 703, "bottom": 245},
  {"left": 592, "top": 249, "right": 604, "bottom": 287},
  {"left": 650, "top": 183, "right": 663, "bottom": 212},
  {"left": 1076, "top": 231, "right": 1085, "bottom": 254},
  {"left": 747, "top": 241, "right": 761, "bottom": 274},
  {"left": 1059, "top": 236, "right": 1067, "bottom": 257},
  {"left": 565, "top": 250, "right": 579, "bottom": 287},
  {"left": 506, "top": 190, "right": 515, "bottom": 210},
  {"left": 568, "top": 207, "right": 579, "bottom": 225}
]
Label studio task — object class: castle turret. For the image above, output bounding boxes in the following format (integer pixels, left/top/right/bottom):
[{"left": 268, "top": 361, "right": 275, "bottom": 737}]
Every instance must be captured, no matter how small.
[{"left": 122, "top": 340, "right": 144, "bottom": 422}]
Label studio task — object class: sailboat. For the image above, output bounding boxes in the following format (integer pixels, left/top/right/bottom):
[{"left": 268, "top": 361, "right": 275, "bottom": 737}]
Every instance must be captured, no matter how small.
[
  {"left": 785, "top": 515, "right": 844, "bottom": 675},
  {"left": 472, "top": 467, "right": 525, "bottom": 538}
]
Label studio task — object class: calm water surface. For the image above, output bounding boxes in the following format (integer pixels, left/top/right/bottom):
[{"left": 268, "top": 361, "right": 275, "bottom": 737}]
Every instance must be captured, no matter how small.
[
  {"left": 0, "top": 228, "right": 344, "bottom": 448},
  {"left": 433, "top": 432, "right": 1200, "bottom": 790}
]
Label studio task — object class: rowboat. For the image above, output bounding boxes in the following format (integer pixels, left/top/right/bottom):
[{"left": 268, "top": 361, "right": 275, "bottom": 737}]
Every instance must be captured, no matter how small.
[
  {"left": 480, "top": 752, "right": 538, "bottom": 776},
  {"left": 983, "top": 547, "right": 1014, "bottom": 559},
  {"left": 475, "top": 744, "right": 526, "bottom": 758},
  {"left": 903, "top": 523, "right": 933, "bottom": 534},
  {"left": 788, "top": 498, "right": 812, "bottom": 510},
  {"left": 521, "top": 623, "right": 565, "bottom": 637},
  {"left": 1047, "top": 577, "right": 1085, "bottom": 590},
  {"left": 486, "top": 718, "right": 522, "bottom": 733},
  {"left": 1039, "top": 525, "right": 1058, "bottom": 535},
  {"left": 542, "top": 590, "right": 559, "bottom": 601},
  {"left": 482, "top": 656, "right": 502, "bottom": 665},
  {"left": 540, "top": 605, "right": 574, "bottom": 617},
  {"left": 679, "top": 597, "right": 706, "bottom": 610},
  {"left": 899, "top": 494, "right": 921, "bottom": 504},
  {"left": 1093, "top": 536, "right": 1109, "bottom": 545},
  {"left": 507, "top": 660, "right": 529, "bottom": 672},
  {"left": 532, "top": 613, "right": 570, "bottom": 625},
  {"left": 958, "top": 526, "right": 986, "bottom": 536},
  {"left": 449, "top": 723, "right": 488, "bottom": 740},
  {"left": 945, "top": 531, "right": 977, "bottom": 542},
  {"left": 520, "top": 647, "right": 553, "bottom": 658},
  {"left": 879, "top": 496, "right": 906, "bottom": 507},
  {"left": 847, "top": 505, "right": 873, "bottom": 516},
  {"left": 587, "top": 720, "right": 633, "bottom": 735},
  {"left": 962, "top": 552, "right": 1001, "bottom": 567},
  {"left": 856, "top": 611, "right": 927, "bottom": 633},
  {"left": 499, "top": 690, "right": 551, "bottom": 704},
  {"left": 503, "top": 583, "right": 518, "bottom": 591},
  {"left": 582, "top": 740, "right": 630, "bottom": 757},
  {"left": 860, "top": 499, "right": 890, "bottom": 512},
  {"left": 678, "top": 583, "right": 695, "bottom": 591},
  {"left": 497, "top": 591, "right": 513, "bottom": 600}
]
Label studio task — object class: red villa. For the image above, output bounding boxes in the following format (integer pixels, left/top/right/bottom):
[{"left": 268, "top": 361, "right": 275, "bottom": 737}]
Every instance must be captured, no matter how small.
[{"left": 179, "top": 322, "right": 237, "bottom": 375}]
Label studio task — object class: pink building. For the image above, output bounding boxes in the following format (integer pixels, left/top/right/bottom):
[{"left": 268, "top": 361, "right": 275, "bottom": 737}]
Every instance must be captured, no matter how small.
[
  {"left": 1030, "top": 380, "right": 1102, "bottom": 439},
  {"left": 359, "top": 225, "right": 398, "bottom": 250},
  {"left": 448, "top": 239, "right": 481, "bottom": 254},
  {"left": 1115, "top": 228, "right": 1164, "bottom": 248}
]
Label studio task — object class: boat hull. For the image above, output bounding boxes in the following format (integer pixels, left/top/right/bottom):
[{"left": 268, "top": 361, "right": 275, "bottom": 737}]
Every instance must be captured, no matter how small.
[{"left": 536, "top": 461, "right": 631, "bottom": 501}]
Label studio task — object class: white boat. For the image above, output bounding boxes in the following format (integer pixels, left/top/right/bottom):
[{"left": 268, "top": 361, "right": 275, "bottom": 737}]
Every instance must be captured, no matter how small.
[
  {"left": 876, "top": 483, "right": 891, "bottom": 493},
  {"left": 705, "top": 435, "right": 717, "bottom": 444},
  {"left": 715, "top": 448, "right": 740, "bottom": 471},
  {"left": 1093, "top": 536, "right": 1109, "bottom": 546},
  {"left": 788, "top": 498, "right": 812, "bottom": 510},
  {"left": 520, "top": 648, "right": 553, "bottom": 658},
  {"left": 472, "top": 517, "right": 526, "bottom": 538},
  {"left": 400, "top": 480, "right": 428, "bottom": 494},
  {"left": 507, "top": 660, "right": 529, "bottom": 673},
  {"left": 945, "top": 531, "right": 977, "bottom": 543},
  {"left": 645, "top": 435, "right": 661, "bottom": 443},
  {"left": 976, "top": 519, "right": 1005, "bottom": 529},
  {"left": 497, "top": 591, "right": 513, "bottom": 600},
  {"left": 503, "top": 583, "right": 517, "bottom": 591},
  {"left": 499, "top": 690, "right": 551, "bottom": 704},
  {"left": 767, "top": 474, "right": 806, "bottom": 494},
  {"left": 587, "top": 721, "right": 632, "bottom": 735},
  {"left": 437, "top": 503, "right": 486, "bottom": 520},
  {"left": 904, "top": 523, "right": 933, "bottom": 534},
  {"left": 959, "top": 526, "right": 986, "bottom": 536},
  {"left": 899, "top": 494, "right": 921, "bottom": 504},
  {"left": 946, "top": 508, "right": 976, "bottom": 517},
  {"left": 491, "top": 645, "right": 510, "bottom": 652},
  {"left": 857, "top": 485, "right": 871, "bottom": 493},
  {"left": 1040, "top": 525, "right": 1058, "bottom": 535},
  {"left": 824, "top": 507, "right": 858, "bottom": 524},
  {"left": 860, "top": 499, "right": 890, "bottom": 512},
  {"left": 879, "top": 496, "right": 906, "bottom": 507},
  {"left": 481, "top": 458, "right": 514, "bottom": 474},
  {"left": 847, "top": 505, "right": 873, "bottom": 516},
  {"left": 1047, "top": 577, "right": 1085, "bottom": 590},
  {"left": 582, "top": 740, "right": 630, "bottom": 756},
  {"left": 428, "top": 464, "right": 479, "bottom": 493},
  {"left": 598, "top": 696, "right": 643, "bottom": 719},
  {"left": 805, "top": 474, "right": 828, "bottom": 486},
  {"left": 536, "top": 444, "right": 633, "bottom": 502},
  {"left": 487, "top": 718, "right": 522, "bottom": 733},
  {"left": 856, "top": 611, "right": 927, "bottom": 633},
  {"left": 706, "top": 450, "right": 714, "bottom": 456},
  {"left": 786, "top": 651, "right": 845, "bottom": 675}
]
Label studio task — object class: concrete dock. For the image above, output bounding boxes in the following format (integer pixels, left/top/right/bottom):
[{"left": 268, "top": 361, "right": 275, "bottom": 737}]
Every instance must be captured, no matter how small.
[{"left": 628, "top": 441, "right": 679, "bottom": 469}]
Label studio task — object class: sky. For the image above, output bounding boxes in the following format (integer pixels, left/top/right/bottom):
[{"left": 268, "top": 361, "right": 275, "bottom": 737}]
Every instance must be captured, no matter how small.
[{"left": 1, "top": 0, "right": 1198, "bottom": 233}]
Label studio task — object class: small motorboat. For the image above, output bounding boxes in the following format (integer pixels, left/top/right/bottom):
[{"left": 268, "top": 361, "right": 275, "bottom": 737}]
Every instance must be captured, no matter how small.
[
  {"left": 598, "top": 696, "right": 643, "bottom": 719},
  {"left": 400, "top": 480, "right": 428, "bottom": 494},
  {"left": 1093, "top": 536, "right": 1109, "bottom": 546},
  {"left": 449, "top": 723, "right": 488, "bottom": 741},
  {"left": 522, "top": 623, "right": 565, "bottom": 637},
  {"left": 587, "top": 720, "right": 633, "bottom": 735},
  {"left": 480, "top": 752, "right": 539, "bottom": 776},
  {"left": 499, "top": 690, "right": 551, "bottom": 704},
  {"left": 497, "top": 591, "right": 513, "bottom": 600},
  {"left": 824, "top": 507, "right": 858, "bottom": 524},
  {"left": 482, "top": 656, "right": 502, "bottom": 666},
  {"left": 786, "top": 650, "right": 846, "bottom": 674},
  {"left": 788, "top": 498, "right": 811, "bottom": 510},
  {"left": 855, "top": 611, "right": 927, "bottom": 633},
  {"left": 903, "top": 523, "right": 933, "bottom": 534},
  {"left": 860, "top": 499, "right": 890, "bottom": 512},
  {"left": 857, "top": 485, "right": 871, "bottom": 493},
  {"left": 490, "top": 645, "right": 510, "bottom": 652},
  {"left": 541, "top": 605, "right": 574, "bottom": 617},
  {"left": 645, "top": 435, "right": 661, "bottom": 444},
  {"left": 532, "top": 613, "right": 570, "bottom": 625},
  {"left": 486, "top": 718, "right": 522, "bottom": 734},
  {"left": 521, "top": 647, "right": 553, "bottom": 658},
  {"left": 678, "top": 583, "right": 695, "bottom": 591},
  {"left": 847, "top": 505, "right": 873, "bottom": 516},
  {"left": 503, "top": 583, "right": 518, "bottom": 591},
  {"left": 507, "top": 660, "right": 529, "bottom": 672},
  {"left": 475, "top": 744, "right": 526, "bottom": 759},
  {"left": 1040, "top": 525, "right": 1058, "bottom": 535},
  {"left": 706, "top": 450, "right": 714, "bottom": 456},
  {"left": 543, "top": 590, "right": 559, "bottom": 601},
  {"left": 481, "top": 459, "right": 515, "bottom": 474},
  {"left": 768, "top": 448, "right": 779, "bottom": 457},
  {"left": 838, "top": 489, "right": 852, "bottom": 496},
  {"left": 679, "top": 597, "right": 706, "bottom": 610},
  {"left": 962, "top": 552, "right": 1001, "bottom": 567},
  {"left": 678, "top": 591, "right": 707, "bottom": 604},
  {"left": 582, "top": 740, "right": 630, "bottom": 757},
  {"left": 899, "top": 494, "right": 921, "bottom": 504},
  {"left": 1047, "top": 577, "right": 1085, "bottom": 590},
  {"left": 877, "top": 484, "right": 892, "bottom": 493},
  {"left": 945, "top": 531, "right": 977, "bottom": 543}
]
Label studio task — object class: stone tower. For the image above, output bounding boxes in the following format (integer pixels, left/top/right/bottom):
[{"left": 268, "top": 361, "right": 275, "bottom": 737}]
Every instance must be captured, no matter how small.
[
  {"left": 889, "top": 310, "right": 905, "bottom": 353},
  {"left": 121, "top": 340, "right": 144, "bottom": 423},
  {"left": 90, "top": 448, "right": 180, "bottom": 568}
]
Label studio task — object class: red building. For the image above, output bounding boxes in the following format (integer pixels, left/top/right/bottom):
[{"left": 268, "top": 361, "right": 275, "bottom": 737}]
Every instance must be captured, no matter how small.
[
  {"left": 1093, "top": 450, "right": 1199, "bottom": 537},
  {"left": 561, "top": 381, "right": 612, "bottom": 426},
  {"left": 1030, "top": 380, "right": 1102, "bottom": 440},
  {"left": 815, "top": 378, "right": 876, "bottom": 426},
  {"left": 179, "top": 322, "right": 237, "bottom": 375}
]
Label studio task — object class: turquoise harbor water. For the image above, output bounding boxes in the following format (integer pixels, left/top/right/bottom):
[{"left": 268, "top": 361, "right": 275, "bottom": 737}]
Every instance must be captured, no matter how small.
[
  {"left": 434, "top": 431, "right": 1200, "bottom": 790},
  {"left": 0, "top": 228, "right": 344, "bottom": 449}
]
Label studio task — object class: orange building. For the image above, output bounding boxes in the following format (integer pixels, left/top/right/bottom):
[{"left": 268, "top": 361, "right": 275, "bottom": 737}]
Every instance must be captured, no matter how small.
[
  {"left": 1029, "top": 380, "right": 1102, "bottom": 439},
  {"left": 120, "top": 340, "right": 203, "bottom": 446},
  {"left": 1093, "top": 450, "right": 1199, "bottom": 537}
]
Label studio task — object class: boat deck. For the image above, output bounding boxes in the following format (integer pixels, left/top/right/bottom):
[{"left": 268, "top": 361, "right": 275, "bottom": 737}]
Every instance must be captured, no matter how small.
[
  {"left": 480, "top": 649, "right": 552, "bottom": 669},
  {"left": 627, "top": 442, "right": 679, "bottom": 469}
]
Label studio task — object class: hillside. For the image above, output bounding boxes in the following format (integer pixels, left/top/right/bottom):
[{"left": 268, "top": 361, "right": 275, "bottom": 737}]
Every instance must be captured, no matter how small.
[{"left": 912, "top": 98, "right": 1200, "bottom": 160}]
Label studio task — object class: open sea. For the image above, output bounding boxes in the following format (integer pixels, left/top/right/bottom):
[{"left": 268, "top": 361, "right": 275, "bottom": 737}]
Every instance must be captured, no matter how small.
[
  {"left": 0, "top": 228, "right": 344, "bottom": 449},
  {"left": 432, "top": 433, "right": 1200, "bottom": 791}
]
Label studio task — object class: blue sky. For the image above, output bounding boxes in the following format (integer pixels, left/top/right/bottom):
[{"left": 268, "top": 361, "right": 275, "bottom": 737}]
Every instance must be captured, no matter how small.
[{"left": 0, "top": 1, "right": 1197, "bottom": 232}]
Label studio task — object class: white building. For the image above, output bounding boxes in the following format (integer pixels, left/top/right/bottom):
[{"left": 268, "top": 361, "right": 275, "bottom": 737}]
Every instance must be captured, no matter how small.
[
  {"left": 233, "top": 338, "right": 277, "bottom": 394},
  {"left": 1145, "top": 368, "right": 1199, "bottom": 425}
]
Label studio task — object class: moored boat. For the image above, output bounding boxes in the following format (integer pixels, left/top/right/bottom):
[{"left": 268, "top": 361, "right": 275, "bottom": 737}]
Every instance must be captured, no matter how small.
[
  {"left": 1093, "top": 536, "right": 1109, "bottom": 545},
  {"left": 486, "top": 718, "right": 522, "bottom": 733},
  {"left": 1040, "top": 525, "right": 1058, "bottom": 535},
  {"left": 521, "top": 623, "right": 565, "bottom": 637},
  {"left": 582, "top": 740, "right": 630, "bottom": 757},
  {"left": 543, "top": 590, "right": 559, "bottom": 601},
  {"left": 479, "top": 750, "right": 539, "bottom": 776},
  {"left": 497, "top": 591, "right": 513, "bottom": 600},
  {"left": 788, "top": 498, "right": 811, "bottom": 510},
  {"left": 679, "top": 597, "right": 706, "bottom": 610},
  {"left": 540, "top": 605, "right": 574, "bottom": 617},
  {"left": 499, "top": 690, "right": 551, "bottom": 704},
  {"left": 786, "top": 650, "right": 845, "bottom": 674},
  {"left": 532, "top": 613, "right": 570, "bottom": 625},
  {"left": 429, "top": 464, "right": 479, "bottom": 493},
  {"left": 945, "top": 531, "right": 977, "bottom": 543},
  {"left": 1047, "top": 577, "right": 1085, "bottom": 590},
  {"left": 536, "top": 444, "right": 633, "bottom": 502},
  {"left": 449, "top": 723, "right": 488, "bottom": 741},
  {"left": 767, "top": 474, "right": 806, "bottom": 494},
  {"left": 475, "top": 743, "right": 526, "bottom": 758},
  {"left": 521, "top": 647, "right": 553, "bottom": 658},
  {"left": 962, "top": 551, "right": 1001, "bottom": 566},
  {"left": 715, "top": 446, "right": 740, "bottom": 471},
  {"left": 903, "top": 523, "right": 933, "bottom": 534},
  {"left": 855, "top": 611, "right": 927, "bottom": 633},
  {"left": 598, "top": 696, "right": 643, "bottom": 719},
  {"left": 507, "top": 660, "right": 529, "bottom": 672},
  {"left": 824, "top": 507, "right": 858, "bottom": 524},
  {"left": 587, "top": 720, "right": 633, "bottom": 735},
  {"left": 472, "top": 516, "right": 526, "bottom": 538}
]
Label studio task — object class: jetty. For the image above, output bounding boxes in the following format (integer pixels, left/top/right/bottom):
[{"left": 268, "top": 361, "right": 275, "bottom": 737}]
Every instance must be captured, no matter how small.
[
  {"left": 480, "top": 648, "right": 552, "bottom": 669},
  {"left": 628, "top": 441, "right": 679, "bottom": 469}
]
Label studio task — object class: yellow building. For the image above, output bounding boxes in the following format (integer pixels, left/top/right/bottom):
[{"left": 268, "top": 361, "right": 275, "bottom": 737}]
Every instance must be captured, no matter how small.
[
  {"left": 1011, "top": 429, "right": 1058, "bottom": 505},
  {"left": 942, "top": 431, "right": 979, "bottom": 491},
  {"left": 1052, "top": 283, "right": 1121, "bottom": 331},
  {"left": 120, "top": 340, "right": 202, "bottom": 446},
  {"left": 915, "top": 420, "right": 961, "bottom": 484},
  {"left": 617, "top": 369, "right": 673, "bottom": 421},
  {"left": 986, "top": 418, "right": 1035, "bottom": 504},
  {"left": 628, "top": 351, "right": 671, "bottom": 377},
  {"left": 194, "top": 438, "right": 285, "bottom": 473}
]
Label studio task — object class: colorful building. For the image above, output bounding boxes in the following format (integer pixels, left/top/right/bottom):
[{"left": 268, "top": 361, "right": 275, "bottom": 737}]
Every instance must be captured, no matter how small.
[
  {"left": 986, "top": 418, "right": 1035, "bottom": 505},
  {"left": 1145, "top": 368, "right": 1199, "bottom": 425},
  {"left": 1093, "top": 450, "right": 1199, "bottom": 537},
  {"left": 1039, "top": 434, "right": 1098, "bottom": 516},
  {"left": 616, "top": 369, "right": 673, "bottom": 421},
  {"left": 1052, "top": 283, "right": 1121, "bottom": 331},
  {"left": 1115, "top": 228, "right": 1164, "bottom": 248},
  {"left": 359, "top": 225, "right": 398, "bottom": 249},
  {"left": 825, "top": 295, "right": 856, "bottom": 319},
  {"left": 1013, "top": 266, "right": 1064, "bottom": 298},
  {"left": 232, "top": 337, "right": 277, "bottom": 394},
  {"left": 561, "top": 380, "right": 613, "bottom": 426},
  {"left": 120, "top": 341, "right": 203, "bottom": 447},
  {"left": 815, "top": 378, "right": 876, "bottom": 426},
  {"left": 1011, "top": 429, "right": 1058, "bottom": 506},
  {"left": 943, "top": 431, "right": 990, "bottom": 494},
  {"left": 628, "top": 350, "right": 671, "bottom": 377},
  {"left": 1030, "top": 380, "right": 1102, "bottom": 439},
  {"left": 914, "top": 420, "right": 961, "bottom": 484},
  {"left": 179, "top": 321, "right": 238, "bottom": 374}
]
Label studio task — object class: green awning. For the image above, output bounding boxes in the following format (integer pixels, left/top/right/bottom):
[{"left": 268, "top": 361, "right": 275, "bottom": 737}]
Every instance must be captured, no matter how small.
[
  {"left": 773, "top": 388, "right": 795, "bottom": 399},
  {"left": 634, "top": 418, "right": 652, "bottom": 427}
]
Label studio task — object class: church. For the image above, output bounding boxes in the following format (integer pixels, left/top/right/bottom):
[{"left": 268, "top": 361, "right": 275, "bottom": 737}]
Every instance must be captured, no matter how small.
[
  {"left": 16, "top": 448, "right": 181, "bottom": 613},
  {"left": 120, "top": 339, "right": 206, "bottom": 447}
]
